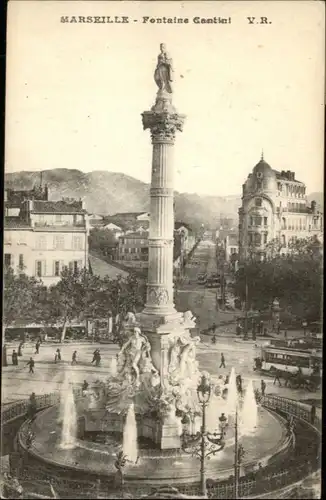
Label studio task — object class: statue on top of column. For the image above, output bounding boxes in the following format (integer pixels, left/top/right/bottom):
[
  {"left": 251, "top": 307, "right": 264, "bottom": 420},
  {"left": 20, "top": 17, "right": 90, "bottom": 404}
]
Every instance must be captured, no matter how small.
[{"left": 154, "top": 43, "right": 173, "bottom": 94}]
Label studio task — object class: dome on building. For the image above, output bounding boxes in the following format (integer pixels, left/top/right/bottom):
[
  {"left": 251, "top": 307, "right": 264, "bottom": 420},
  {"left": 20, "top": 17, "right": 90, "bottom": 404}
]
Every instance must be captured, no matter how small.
[
  {"left": 250, "top": 153, "right": 277, "bottom": 192},
  {"left": 253, "top": 156, "right": 275, "bottom": 178}
]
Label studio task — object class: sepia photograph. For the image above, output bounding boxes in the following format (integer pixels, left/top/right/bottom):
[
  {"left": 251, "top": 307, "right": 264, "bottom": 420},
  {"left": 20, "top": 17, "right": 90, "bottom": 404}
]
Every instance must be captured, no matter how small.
[{"left": 1, "top": 1, "right": 324, "bottom": 498}]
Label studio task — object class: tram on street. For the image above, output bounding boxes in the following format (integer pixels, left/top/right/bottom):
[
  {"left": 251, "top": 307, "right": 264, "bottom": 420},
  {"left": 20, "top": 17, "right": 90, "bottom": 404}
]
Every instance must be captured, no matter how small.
[{"left": 257, "top": 345, "right": 322, "bottom": 376}]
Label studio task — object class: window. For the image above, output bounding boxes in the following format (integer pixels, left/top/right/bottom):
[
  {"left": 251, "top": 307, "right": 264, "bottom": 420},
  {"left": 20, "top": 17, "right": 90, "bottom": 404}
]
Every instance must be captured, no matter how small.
[
  {"left": 250, "top": 216, "right": 253, "bottom": 226},
  {"left": 35, "top": 260, "right": 43, "bottom": 277},
  {"left": 72, "top": 236, "right": 83, "bottom": 250},
  {"left": 4, "top": 233, "right": 12, "bottom": 245},
  {"left": 282, "top": 217, "right": 286, "bottom": 229},
  {"left": 36, "top": 235, "right": 47, "bottom": 250},
  {"left": 130, "top": 248, "right": 136, "bottom": 254},
  {"left": 54, "top": 261, "right": 60, "bottom": 277},
  {"left": 255, "top": 198, "right": 262, "bottom": 207},
  {"left": 254, "top": 233, "right": 261, "bottom": 246},
  {"left": 54, "top": 235, "right": 65, "bottom": 250},
  {"left": 255, "top": 216, "right": 262, "bottom": 226},
  {"left": 4, "top": 254, "right": 12, "bottom": 267},
  {"left": 248, "top": 233, "right": 253, "bottom": 244},
  {"left": 19, "top": 254, "right": 24, "bottom": 269},
  {"left": 281, "top": 235, "right": 286, "bottom": 246},
  {"left": 264, "top": 217, "right": 268, "bottom": 226},
  {"left": 263, "top": 233, "right": 268, "bottom": 244}
]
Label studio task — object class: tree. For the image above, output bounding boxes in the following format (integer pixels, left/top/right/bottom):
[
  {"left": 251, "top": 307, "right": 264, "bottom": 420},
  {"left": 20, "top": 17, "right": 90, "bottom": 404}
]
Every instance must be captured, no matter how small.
[
  {"left": 235, "top": 237, "right": 322, "bottom": 324},
  {"left": 88, "top": 228, "right": 118, "bottom": 257},
  {"left": 3, "top": 267, "right": 44, "bottom": 330},
  {"left": 44, "top": 267, "right": 95, "bottom": 342}
]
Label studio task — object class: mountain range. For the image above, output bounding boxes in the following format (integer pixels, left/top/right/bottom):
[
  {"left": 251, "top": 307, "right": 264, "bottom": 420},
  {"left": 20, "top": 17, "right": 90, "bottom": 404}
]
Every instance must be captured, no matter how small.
[{"left": 4, "top": 169, "right": 322, "bottom": 229}]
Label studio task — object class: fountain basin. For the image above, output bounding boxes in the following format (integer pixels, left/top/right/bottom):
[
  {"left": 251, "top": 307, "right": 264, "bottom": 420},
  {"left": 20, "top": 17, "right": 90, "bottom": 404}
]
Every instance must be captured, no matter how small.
[{"left": 17, "top": 402, "right": 292, "bottom": 488}]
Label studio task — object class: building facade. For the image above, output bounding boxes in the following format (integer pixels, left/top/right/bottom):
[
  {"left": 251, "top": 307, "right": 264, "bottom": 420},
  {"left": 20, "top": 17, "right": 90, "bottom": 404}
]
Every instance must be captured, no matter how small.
[
  {"left": 4, "top": 187, "right": 89, "bottom": 286},
  {"left": 117, "top": 231, "right": 149, "bottom": 269},
  {"left": 239, "top": 155, "right": 323, "bottom": 261}
]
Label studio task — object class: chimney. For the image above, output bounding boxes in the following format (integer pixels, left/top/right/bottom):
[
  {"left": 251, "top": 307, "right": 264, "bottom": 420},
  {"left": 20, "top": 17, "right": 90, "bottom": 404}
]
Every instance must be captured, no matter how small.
[{"left": 311, "top": 200, "right": 317, "bottom": 213}]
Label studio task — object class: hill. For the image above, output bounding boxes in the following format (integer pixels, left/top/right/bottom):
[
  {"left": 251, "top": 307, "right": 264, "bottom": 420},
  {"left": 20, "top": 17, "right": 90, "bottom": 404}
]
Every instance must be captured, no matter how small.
[{"left": 5, "top": 169, "right": 241, "bottom": 229}]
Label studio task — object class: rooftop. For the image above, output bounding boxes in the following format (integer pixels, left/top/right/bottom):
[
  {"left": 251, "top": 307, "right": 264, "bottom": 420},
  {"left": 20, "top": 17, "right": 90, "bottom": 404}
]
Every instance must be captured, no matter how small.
[{"left": 121, "top": 231, "right": 149, "bottom": 239}]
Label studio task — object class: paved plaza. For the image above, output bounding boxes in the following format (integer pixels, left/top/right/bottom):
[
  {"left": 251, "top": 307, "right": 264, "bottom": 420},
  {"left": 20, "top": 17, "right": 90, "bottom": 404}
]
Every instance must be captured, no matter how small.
[{"left": 2, "top": 339, "right": 321, "bottom": 413}]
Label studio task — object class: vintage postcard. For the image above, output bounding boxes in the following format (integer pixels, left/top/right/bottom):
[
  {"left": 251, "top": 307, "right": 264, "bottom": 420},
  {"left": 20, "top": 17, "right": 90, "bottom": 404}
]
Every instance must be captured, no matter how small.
[{"left": 2, "top": 1, "right": 324, "bottom": 499}]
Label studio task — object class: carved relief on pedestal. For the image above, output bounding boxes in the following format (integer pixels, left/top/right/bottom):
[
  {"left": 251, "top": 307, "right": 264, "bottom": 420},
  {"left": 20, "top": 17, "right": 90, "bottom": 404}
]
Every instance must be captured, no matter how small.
[{"left": 148, "top": 286, "right": 169, "bottom": 306}]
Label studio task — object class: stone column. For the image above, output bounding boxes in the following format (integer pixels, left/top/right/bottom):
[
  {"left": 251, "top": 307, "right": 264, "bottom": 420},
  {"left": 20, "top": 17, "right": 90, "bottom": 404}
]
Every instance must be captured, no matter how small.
[{"left": 142, "top": 91, "right": 185, "bottom": 319}]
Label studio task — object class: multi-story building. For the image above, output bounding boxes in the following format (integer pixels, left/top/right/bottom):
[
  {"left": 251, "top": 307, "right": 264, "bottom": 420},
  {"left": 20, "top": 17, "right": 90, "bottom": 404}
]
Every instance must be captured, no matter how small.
[
  {"left": 4, "top": 185, "right": 89, "bottom": 286},
  {"left": 117, "top": 231, "right": 149, "bottom": 269},
  {"left": 239, "top": 155, "right": 323, "bottom": 261}
]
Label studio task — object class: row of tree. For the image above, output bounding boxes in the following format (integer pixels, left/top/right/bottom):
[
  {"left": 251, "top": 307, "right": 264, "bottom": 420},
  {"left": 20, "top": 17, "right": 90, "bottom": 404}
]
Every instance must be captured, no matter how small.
[
  {"left": 3, "top": 267, "right": 146, "bottom": 343},
  {"left": 234, "top": 236, "right": 322, "bottom": 324}
]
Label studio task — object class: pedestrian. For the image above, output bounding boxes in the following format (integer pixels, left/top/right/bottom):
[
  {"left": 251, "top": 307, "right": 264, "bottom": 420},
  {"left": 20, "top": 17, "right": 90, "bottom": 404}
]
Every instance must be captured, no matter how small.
[
  {"left": 54, "top": 348, "right": 61, "bottom": 363},
  {"left": 82, "top": 380, "right": 89, "bottom": 391},
  {"left": 219, "top": 353, "right": 226, "bottom": 369},
  {"left": 259, "top": 321, "right": 264, "bottom": 335},
  {"left": 26, "top": 357, "right": 35, "bottom": 374},
  {"left": 18, "top": 341, "right": 24, "bottom": 356},
  {"left": 273, "top": 369, "right": 282, "bottom": 387},
  {"left": 284, "top": 328, "right": 288, "bottom": 339},
  {"left": 236, "top": 324, "right": 242, "bottom": 336},
  {"left": 261, "top": 379, "right": 266, "bottom": 396},
  {"left": 96, "top": 351, "right": 101, "bottom": 367},
  {"left": 92, "top": 349, "right": 99, "bottom": 364},
  {"left": 277, "top": 322, "right": 281, "bottom": 335},
  {"left": 212, "top": 322, "right": 217, "bottom": 334},
  {"left": 71, "top": 351, "right": 77, "bottom": 365},
  {"left": 35, "top": 340, "right": 40, "bottom": 355},
  {"left": 12, "top": 350, "right": 18, "bottom": 366},
  {"left": 310, "top": 404, "right": 316, "bottom": 425}
]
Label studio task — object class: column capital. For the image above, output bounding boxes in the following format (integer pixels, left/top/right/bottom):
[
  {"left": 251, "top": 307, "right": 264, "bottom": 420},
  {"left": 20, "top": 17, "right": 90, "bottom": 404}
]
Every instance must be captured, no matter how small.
[{"left": 142, "top": 110, "right": 186, "bottom": 143}]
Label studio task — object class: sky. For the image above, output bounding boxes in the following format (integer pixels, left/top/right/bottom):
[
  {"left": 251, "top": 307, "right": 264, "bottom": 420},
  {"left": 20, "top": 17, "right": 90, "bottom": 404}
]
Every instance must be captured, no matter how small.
[{"left": 5, "top": 0, "right": 325, "bottom": 196}]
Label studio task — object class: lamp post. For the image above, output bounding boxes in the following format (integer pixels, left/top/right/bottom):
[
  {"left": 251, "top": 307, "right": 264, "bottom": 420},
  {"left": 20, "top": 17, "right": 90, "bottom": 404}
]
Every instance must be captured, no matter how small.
[
  {"left": 181, "top": 373, "right": 227, "bottom": 497},
  {"left": 233, "top": 407, "right": 245, "bottom": 499}
]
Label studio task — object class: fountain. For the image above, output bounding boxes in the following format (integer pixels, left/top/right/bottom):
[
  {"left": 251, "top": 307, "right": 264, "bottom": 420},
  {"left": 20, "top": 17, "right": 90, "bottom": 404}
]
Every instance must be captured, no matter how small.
[
  {"left": 240, "top": 379, "right": 258, "bottom": 435},
  {"left": 59, "top": 373, "right": 77, "bottom": 450},
  {"left": 122, "top": 403, "right": 138, "bottom": 464},
  {"left": 110, "top": 356, "right": 118, "bottom": 377},
  {"left": 16, "top": 44, "right": 293, "bottom": 497},
  {"left": 226, "top": 368, "right": 238, "bottom": 419}
]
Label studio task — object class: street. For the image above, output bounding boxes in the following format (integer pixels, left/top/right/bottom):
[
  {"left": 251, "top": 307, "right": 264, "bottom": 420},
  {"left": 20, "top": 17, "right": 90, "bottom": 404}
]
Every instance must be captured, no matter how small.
[{"left": 2, "top": 242, "right": 321, "bottom": 408}]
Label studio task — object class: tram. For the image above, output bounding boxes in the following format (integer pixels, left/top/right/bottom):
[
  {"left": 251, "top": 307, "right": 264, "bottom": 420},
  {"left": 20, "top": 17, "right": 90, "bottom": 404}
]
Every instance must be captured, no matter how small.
[{"left": 257, "top": 345, "right": 322, "bottom": 376}]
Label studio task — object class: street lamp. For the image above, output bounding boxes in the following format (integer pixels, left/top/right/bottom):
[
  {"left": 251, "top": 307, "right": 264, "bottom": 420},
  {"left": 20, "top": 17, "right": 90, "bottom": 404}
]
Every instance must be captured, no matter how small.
[
  {"left": 181, "top": 373, "right": 227, "bottom": 497},
  {"left": 234, "top": 407, "right": 246, "bottom": 499}
]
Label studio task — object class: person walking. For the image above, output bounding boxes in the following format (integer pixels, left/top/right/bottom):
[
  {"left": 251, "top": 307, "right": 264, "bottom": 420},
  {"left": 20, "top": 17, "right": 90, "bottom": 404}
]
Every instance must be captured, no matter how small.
[
  {"left": 273, "top": 369, "right": 282, "bottom": 387},
  {"left": 27, "top": 357, "right": 35, "bottom": 374},
  {"left": 12, "top": 350, "right": 18, "bottom": 366},
  {"left": 219, "top": 353, "right": 226, "bottom": 369},
  {"left": 236, "top": 324, "right": 242, "bottom": 336},
  {"left": 35, "top": 340, "right": 40, "bottom": 355},
  {"left": 284, "top": 328, "right": 288, "bottom": 339},
  {"left": 54, "top": 348, "right": 61, "bottom": 363},
  {"left": 212, "top": 322, "right": 217, "bottom": 335},
  {"left": 259, "top": 320, "right": 264, "bottom": 335},
  {"left": 261, "top": 379, "right": 266, "bottom": 396},
  {"left": 236, "top": 374, "right": 243, "bottom": 395},
  {"left": 92, "top": 349, "right": 99, "bottom": 364},
  {"left": 310, "top": 404, "right": 316, "bottom": 425},
  {"left": 18, "top": 341, "right": 24, "bottom": 357},
  {"left": 71, "top": 351, "right": 77, "bottom": 365},
  {"left": 95, "top": 350, "right": 101, "bottom": 367}
]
